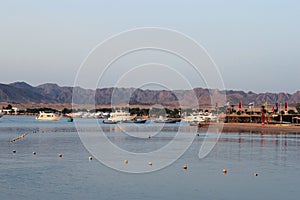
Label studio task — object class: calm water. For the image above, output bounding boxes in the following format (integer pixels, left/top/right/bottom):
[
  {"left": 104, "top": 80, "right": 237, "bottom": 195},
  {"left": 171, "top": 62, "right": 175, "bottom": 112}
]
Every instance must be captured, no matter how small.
[{"left": 0, "top": 116, "right": 300, "bottom": 200}]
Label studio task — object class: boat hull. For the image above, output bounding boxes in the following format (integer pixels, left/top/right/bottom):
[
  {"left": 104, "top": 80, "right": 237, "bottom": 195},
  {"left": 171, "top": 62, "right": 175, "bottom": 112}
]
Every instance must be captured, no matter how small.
[
  {"left": 123, "top": 119, "right": 147, "bottom": 123},
  {"left": 103, "top": 119, "right": 118, "bottom": 124}
]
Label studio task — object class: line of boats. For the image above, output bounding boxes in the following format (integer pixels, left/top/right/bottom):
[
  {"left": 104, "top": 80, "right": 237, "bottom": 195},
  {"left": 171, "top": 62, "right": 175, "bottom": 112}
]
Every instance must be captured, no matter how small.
[{"left": 32, "top": 110, "right": 218, "bottom": 126}]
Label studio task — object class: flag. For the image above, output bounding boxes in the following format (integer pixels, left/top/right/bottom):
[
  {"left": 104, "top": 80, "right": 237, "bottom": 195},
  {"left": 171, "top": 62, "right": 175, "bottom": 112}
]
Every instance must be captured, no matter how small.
[
  {"left": 215, "top": 102, "right": 218, "bottom": 110},
  {"left": 238, "top": 102, "right": 242, "bottom": 111}
]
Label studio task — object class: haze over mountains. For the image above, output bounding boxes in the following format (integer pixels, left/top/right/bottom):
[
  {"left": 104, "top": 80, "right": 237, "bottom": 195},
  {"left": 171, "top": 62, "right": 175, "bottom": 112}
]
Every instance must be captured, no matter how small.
[{"left": 0, "top": 82, "right": 299, "bottom": 107}]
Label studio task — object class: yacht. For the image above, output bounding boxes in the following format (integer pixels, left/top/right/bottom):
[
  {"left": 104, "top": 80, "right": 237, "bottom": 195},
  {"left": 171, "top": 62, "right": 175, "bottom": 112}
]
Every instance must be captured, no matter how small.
[
  {"left": 36, "top": 111, "right": 62, "bottom": 121},
  {"left": 183, "top": 112, "right": 217, "bottom": 123},
  {"left": 106, "top": 110, "right": 136, "bottom": 122}
]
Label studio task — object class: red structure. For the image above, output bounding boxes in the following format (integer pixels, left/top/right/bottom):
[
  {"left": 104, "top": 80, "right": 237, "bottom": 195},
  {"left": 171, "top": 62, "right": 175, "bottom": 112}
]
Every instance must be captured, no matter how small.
[
  {"left": 284, "top": 102, "right": 288, "bottom": 112},
  {"left": 261, "top": 109, "right": 265, "bottom": 126},
  {"left": 238, "top": 102, "right": 242, "bottom": 112}
]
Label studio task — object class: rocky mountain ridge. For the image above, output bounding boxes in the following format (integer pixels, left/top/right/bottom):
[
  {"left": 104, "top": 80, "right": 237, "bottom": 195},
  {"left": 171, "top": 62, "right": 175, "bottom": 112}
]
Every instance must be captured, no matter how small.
[{"left": 0, "top": 82, "right": 299, "bottom": 107}]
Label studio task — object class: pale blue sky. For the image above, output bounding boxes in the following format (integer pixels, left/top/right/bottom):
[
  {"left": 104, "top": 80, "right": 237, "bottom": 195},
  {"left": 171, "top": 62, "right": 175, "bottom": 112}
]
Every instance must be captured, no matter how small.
[{"left": 0, "top": 0, "right": 299, "bottom": 93}]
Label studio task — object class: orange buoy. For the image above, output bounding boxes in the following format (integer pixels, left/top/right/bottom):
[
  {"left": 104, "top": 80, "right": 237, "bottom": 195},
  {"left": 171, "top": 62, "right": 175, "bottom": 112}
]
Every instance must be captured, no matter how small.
[
  {"left": 253, "top": 173, "right": 258, "bottom": 176},
  {"left": 124, "top": 159, "right": 128, "bottom": 164},
  {"left": 183, "top": 165, "right": 187, "bottom": 170},
  {"left": 222, "top": 169, "right": 227, "bottom": 174}
]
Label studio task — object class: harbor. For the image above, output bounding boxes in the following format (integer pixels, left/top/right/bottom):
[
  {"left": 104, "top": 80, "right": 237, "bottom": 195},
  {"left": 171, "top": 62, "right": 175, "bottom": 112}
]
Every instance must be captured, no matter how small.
[{"left": 0, "top": 115, "right": 299, "bottom": 200}]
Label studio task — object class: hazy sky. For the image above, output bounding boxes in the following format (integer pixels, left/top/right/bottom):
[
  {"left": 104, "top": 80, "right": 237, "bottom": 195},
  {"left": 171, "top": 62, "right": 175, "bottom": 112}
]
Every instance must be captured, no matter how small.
[{"left": 0, "top": 0, "right": 299, "bottom": 93}]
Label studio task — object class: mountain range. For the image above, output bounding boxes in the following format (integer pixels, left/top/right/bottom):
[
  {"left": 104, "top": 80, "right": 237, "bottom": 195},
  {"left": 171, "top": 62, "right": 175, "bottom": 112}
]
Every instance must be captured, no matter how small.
[{"left": 0, "top": 82, "right": 299, "bottom": 107}]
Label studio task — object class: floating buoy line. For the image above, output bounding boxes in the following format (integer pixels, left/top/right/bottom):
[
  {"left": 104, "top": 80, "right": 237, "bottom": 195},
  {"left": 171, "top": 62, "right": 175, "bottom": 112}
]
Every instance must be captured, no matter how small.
[
  {"left": 9, "top": 133, "right": 28, "bottom": 143},
  {"left": 6, "top": 128, "right": 261, "bottom": 176}
]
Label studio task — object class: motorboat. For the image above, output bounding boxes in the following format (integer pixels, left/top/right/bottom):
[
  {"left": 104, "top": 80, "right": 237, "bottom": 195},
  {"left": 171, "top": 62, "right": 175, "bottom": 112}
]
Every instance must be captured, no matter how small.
[
  {"left": 103, "top": 119, "right": 118, "bottom": 124},
  {"left": 154, "top": 116, "right": 179, "bottom": 123},
  {"left": 36, "top": 111, "right": 62, "bottom": 121},
  {"left": 122, "top": 118, "right": 147, "bottom": 124},
  {"left": 107, "top": 110, "right": 136, "bottom": 122},
  {"left": 183, "top": 112, "right": 217, "bottom": 123}
]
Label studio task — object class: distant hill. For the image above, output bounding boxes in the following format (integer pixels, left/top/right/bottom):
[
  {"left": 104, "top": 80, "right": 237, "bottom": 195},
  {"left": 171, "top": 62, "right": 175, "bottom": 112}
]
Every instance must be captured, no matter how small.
[{"left": 0, "top": 82, "right": 299, "bottom": 107}]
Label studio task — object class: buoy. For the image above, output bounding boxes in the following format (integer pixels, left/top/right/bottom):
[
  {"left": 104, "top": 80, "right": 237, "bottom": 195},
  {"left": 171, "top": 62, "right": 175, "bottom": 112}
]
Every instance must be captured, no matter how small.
[
  {"left": 148, "top": 162, "right": 152, "bottom": 166},
  {"left": 32, "top": 152, "right": 36, "bottom": 155},
  {"left": 12, "top": 150, "right": 16, "bottom": 154},
  {"left": 124, "top": 159, "right": 128, "bottom": 164},
  {"left": 67, "top": 117, "right": 73, "bottom": 122},
  {"left": 58, "top": 153, "right": 63, "bottom": 158},
  {"left": 88, "top": 156, "right": 93, "bottom": 161},
  {"left": 253, "top": 173, "right": 258, "bottom": 176},
  {"left": 148, "top": 135, "right": 151, "bottom": 139},
  {"left": 222, "top": 169, "right": 227, "bottom": 174},
  {"left": 183, "top": 165, "right": 187, "bottom": 170}
]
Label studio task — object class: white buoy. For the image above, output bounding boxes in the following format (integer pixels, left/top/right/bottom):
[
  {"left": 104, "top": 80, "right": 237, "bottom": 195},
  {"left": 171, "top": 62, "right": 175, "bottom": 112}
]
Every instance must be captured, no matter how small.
[
  {"left": 222, "top": 169, "right": 227, "bottom": 174},
  {"left": 88, "top": 156, "right": 93, "bottom": 161},
  {"left": 148, "top": 162, "right": 152, "bottom": 166},
  {"left": 32, "top": 152, "right": 36, "bottom": 155},
  {"left": 58, "top": 153, "right": 63, "bottom": 158}
]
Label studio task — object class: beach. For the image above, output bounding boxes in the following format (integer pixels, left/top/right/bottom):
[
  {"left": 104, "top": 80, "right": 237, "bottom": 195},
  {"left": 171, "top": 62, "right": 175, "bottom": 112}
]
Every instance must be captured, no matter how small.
[{"left": 198, "top": 122, "right": 300, "bottom": 134}]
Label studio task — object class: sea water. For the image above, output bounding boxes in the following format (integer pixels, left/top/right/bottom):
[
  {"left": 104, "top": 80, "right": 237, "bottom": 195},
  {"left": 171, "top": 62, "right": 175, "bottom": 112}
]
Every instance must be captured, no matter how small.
[{"left": 0, "top": 116, "right": 299, "bottom": 200}]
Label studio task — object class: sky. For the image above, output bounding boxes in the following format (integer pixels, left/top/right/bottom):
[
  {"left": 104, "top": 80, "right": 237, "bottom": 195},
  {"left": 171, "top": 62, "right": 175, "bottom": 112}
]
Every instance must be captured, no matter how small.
[{"left": 0, "top": 0, "right": 299, "bottom": 93}]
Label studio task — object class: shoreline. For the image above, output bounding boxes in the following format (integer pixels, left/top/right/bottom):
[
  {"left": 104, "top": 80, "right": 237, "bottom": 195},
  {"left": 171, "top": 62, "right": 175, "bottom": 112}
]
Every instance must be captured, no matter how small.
[
  {"left": 200, "top": 122, "right": 300, "bottom": 134},
  {"left": 2, "top": 115, "right": 300, "bottom": 134}
]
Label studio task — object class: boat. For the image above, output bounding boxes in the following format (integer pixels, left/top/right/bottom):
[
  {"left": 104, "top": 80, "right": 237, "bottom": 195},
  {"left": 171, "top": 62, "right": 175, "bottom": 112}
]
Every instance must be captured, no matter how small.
[
  {"left": 122, "top": 118, "right": 147, "bottom": 123},
  {"left": 183, "top": 112, "right": 217, "bottom": 123},
  {"left": 36, "top": 111, "right": 62, "bottom": 121},
  {"left": 106, "top": 110, "right": 137, "bottom": 122},
  {"left": 154, "top": 116, "right": 179, "bottom": 123},
  {"left": 103, "top": 119, "right": 118, "bottom": 124}
]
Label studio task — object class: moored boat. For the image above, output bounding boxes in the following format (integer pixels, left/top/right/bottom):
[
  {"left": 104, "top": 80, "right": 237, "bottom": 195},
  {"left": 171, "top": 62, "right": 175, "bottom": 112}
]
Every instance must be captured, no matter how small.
[
  {"left": 122, "top": 118, "right": 147, "bottom": 123},
  {"left": 107, "top": 110, "right": 137, "bottom": 122},
  {"left": 154, "top": 116, "right": 179, "bottom": 123},
  {"left": 103, "top": 119, "right": 118, "bottom": 124},
  {"left": 184, "top": 112, "right": 217, "bottom": 123},
  {"left": 36, "top": 111, "right": 62, "bottom": 121}
]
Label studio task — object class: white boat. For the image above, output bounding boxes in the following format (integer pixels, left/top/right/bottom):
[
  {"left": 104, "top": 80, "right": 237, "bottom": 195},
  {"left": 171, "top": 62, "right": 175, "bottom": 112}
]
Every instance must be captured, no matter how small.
[
  {"left": 183, "top": 112, "right": 217, "bottom": 123},
  {"left": 36, "top": 111, "right": 62, "bottom": 121},
  {"left": 154, "top": 116, "right": 179, "bottom": 123},
  {"left": 107, "top": 110, "right": 136, "bottom": 122}
]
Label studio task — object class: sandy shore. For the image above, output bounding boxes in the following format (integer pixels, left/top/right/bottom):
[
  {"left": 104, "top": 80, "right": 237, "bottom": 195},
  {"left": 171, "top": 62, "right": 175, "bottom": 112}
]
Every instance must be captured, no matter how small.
[{"left": 199, "top": 123, "right": 300, "bottom": 134}]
